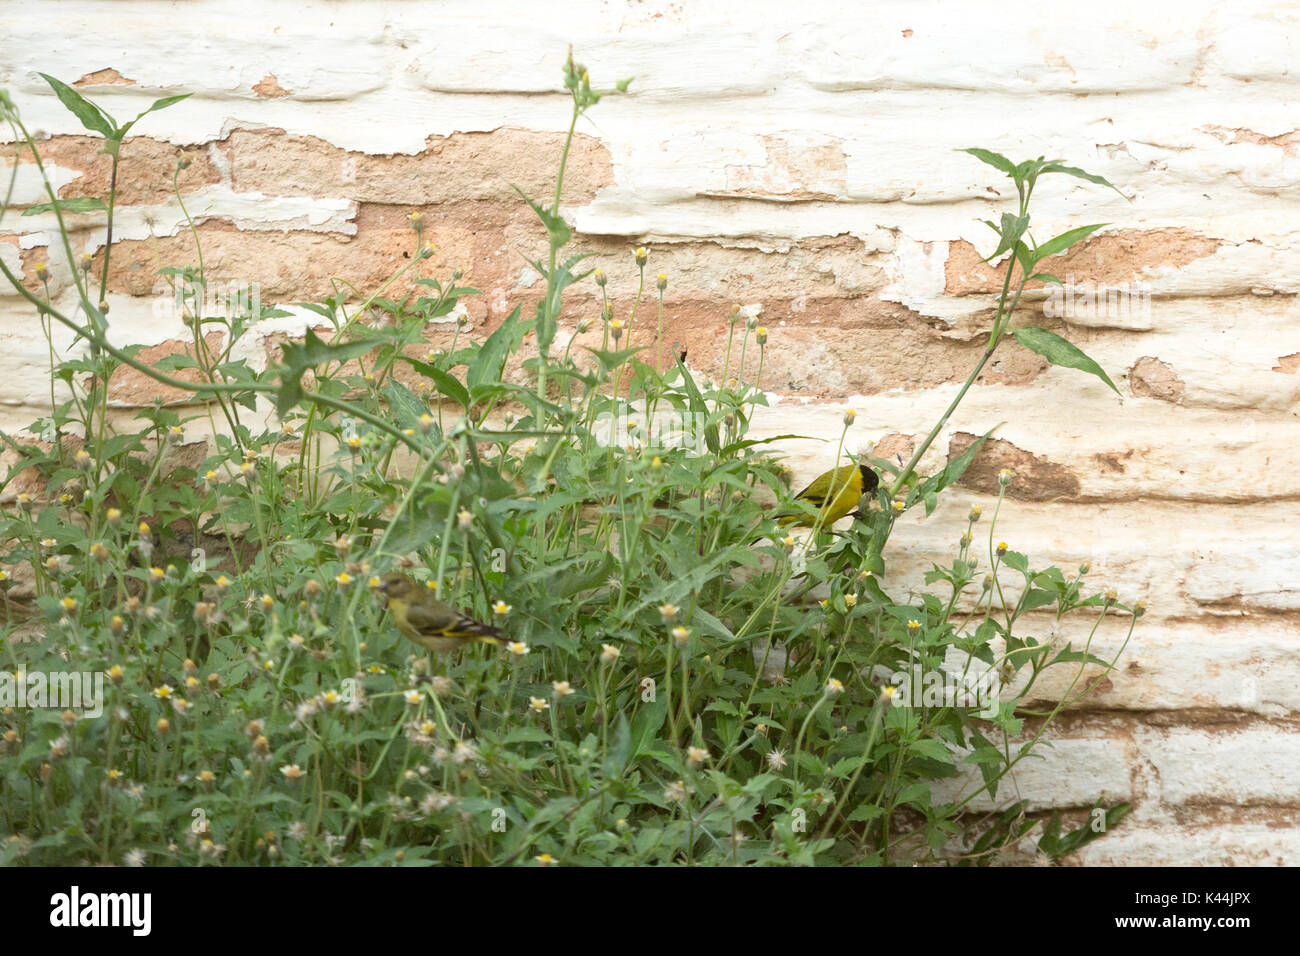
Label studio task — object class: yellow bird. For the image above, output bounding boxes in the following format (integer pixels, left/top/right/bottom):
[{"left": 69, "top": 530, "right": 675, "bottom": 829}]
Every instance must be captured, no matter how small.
[
  {"left": 377, "top": 573, "right": 504, "bottom": 655},
  {"left": 778, "top": 463, "right": 879, "bottom": 529}
]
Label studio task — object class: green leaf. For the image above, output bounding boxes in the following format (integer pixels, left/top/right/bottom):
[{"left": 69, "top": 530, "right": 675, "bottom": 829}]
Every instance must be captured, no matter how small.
[
  {"left": 603, "top": 713, "right": 631, "bottom": 775},
  {"left": 397, "top": 357, "right": 470, "bottom": 410},
  {"left": 1033, "top": 223, "right": 1107, "bottom": 261},
  {"left": 381, "top": 379, "right": 428, "bottom": 432},
  {"left": 467, "top": 305, "right": 522, "bottom": 391},
  {"left": 981, "top": 212, "right": 1030, "bottom": 263},
  {"left": 1012, "top": 326, "right": 1120, "bottom": 396},
  {"left": 512, "top": 185, "right": 572, "bottom": 248},
  {"left": 117, "top": 93, "right": 192, "bottom": 137},
  {"left": 960, "top": 147, "right": 1017, "bottom": 178},
  {"left": 22, "top": 197, "right": 108, "bottom": 217},
  {"left": 673, "top": 355, "right": 719, "bottom": 454},
  {"left": 582, "top": 344, "right": 647, "bottom": 373},
  {"left": 1038, "top": 162, "right": 1127, "bottom": 200},
  {"left": 37, "top": 73, "right": 116, "bottom": 138},
  {"left": 274, "top": 328, "right": 373, "bottom": 416},
  {"left": 628, "top": 698, "right": 668, "bottom": 762}
]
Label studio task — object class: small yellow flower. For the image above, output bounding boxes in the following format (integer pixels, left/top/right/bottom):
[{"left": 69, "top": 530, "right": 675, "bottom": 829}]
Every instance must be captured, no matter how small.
[
  {"left": 492, "top": 601, "right": 511, "bottom": 617},
  {"left": 107, "top": 665, "right": 124, "bottom": 684},
  {"left": 686, "top": 746, "right": 708, "bottom": 767},
  {"left": 214, "top": 574, "right": 229, "bottom": 590},
  {"left": 656, "top": 271, "right": 667, "bottom": 291},
  {"left": 405, "top": 690, "right": 422, "bottom": 706},
  {"left": 593, "top": 268, "right": 606, "bottom": 287},
  {"left": 280, "top": 764, "right": 304, "bottom": 782},
  {"left": 529, "top": 696, "right": 549, "bottom": 713},
  {"left": 996, "top": 541, "right": 1008, "bottom": 556},
  {"left": 658, "top": 603, "right": 679, "bottom": 623},
  {"left": 969, "top": 505, "right": 982, "bottom": 522},
  {"left": 671, "top": 625, "right": 690, "bottom": 647},
  {"left": 843, "top": 408, "right": 856, "bottom": 427},
  {"left": 907, "top": 619, "right": 921, "bottom": 633},
  {"left": 552, "top": 681, "right": 573, "bottom": 699},
  {"left": 105, "top": 508, "right": 122, "bottom": 526},
  {"left": 60, "top": 596, "right": 77, "bottom": 613},
  {"left": 843, "top": 593, "right": 857, "bottom": 608},
  {"left": 335, "top": 572, "right": 353, "bottom": 590},
  {"left": 535, "top": 853, "right": 556, "bottom": 866},
  {"left": 825, "top": 677, "right": 844, "bottom": 696},
  {"left": 600, "top": 643, "right": 620, "bottom": 662},
  {"left": 634, "top": 247, "right": 648, "bottom": 266},
  {"left": 457, "top": 508, "right": 473, "bottom": 530},
  {"left": 880, "top": 685, "right": 899, "bottom": 705},
  {"left": 755, "top": 326, "right": 768, "bottom": 345},
  {"left": 508, "top": 641, "right": 530, "bottom": 657}
]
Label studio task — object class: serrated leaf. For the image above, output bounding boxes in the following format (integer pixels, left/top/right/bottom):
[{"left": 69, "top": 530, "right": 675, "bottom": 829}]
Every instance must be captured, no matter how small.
[
  {"left": 1034, "top": 223, "right": 1107, "bottom": 261},
  {"left": 38, "top": 73, "right": 116, "bottom": 138},
  {"left": 22, "top": 196, "right": 108, "bottom": 217},
  {"left": 1012, "top": 326, "right": 1120, "bottom": 395},
  {"left": 961, "top": 147, "right": 1018, "bottom": 177},
  {"left": 467, "top": 305, "right": 521, "bottom": 391}
]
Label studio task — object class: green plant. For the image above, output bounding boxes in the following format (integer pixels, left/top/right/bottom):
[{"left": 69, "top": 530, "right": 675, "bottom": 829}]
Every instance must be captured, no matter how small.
[{"left": 0, "top": 54, "right": 1139, "bottom": 866}]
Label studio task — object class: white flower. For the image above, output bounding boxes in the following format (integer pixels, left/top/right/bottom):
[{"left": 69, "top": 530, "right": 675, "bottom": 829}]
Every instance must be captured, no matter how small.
[{"left": 765, "top": 749, "right": 788, "bottom": 771}]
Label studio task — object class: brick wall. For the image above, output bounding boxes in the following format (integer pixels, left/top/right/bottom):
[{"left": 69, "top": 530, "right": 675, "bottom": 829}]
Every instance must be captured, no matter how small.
[{"left": 2, "top": 1, "right": 1298, "bottom": 863}]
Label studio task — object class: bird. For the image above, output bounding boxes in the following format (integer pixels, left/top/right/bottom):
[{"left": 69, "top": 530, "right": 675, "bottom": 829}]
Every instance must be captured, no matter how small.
[
  {"left": 778, "top": 463, "right": 879, "bottom": 529},
  {"left": 377, "top": 572, "right": 505, "bottom": 655}
]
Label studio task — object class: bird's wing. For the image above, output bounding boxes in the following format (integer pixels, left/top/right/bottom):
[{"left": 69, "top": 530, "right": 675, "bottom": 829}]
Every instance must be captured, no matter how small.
[{"left": 404, "top": 602, "right": 455, "bottom": 636}]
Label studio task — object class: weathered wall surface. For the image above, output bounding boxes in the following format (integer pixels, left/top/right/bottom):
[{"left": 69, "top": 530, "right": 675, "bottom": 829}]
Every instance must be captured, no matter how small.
[{"left": 2, "top": 0, "right": 1298, "bottom": 863}]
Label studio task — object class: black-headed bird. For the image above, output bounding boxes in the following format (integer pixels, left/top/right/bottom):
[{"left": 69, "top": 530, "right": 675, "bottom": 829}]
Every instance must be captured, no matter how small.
[
  {"left": 778, "top": 463, "right": 879, "bottom": 529},
  {"left": 378, "top": 572, "right": 504, "bottom": 655}
]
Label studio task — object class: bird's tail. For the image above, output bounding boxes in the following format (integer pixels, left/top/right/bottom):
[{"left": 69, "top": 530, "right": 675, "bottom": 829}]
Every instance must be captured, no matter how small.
[{"left": 457, "top": 614, "right": 505, "bottom": 645}]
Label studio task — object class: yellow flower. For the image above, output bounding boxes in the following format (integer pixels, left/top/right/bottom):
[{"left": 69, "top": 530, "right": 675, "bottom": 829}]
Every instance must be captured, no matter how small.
[
  {"left": 529, "top": 696, "right": 549, "bottom": 713},
  {"left": 508, "top": 641, "right": 530, "bottom": 657},
  {"left": 492, "top": 601, "right": 511, "bottom": 617}
]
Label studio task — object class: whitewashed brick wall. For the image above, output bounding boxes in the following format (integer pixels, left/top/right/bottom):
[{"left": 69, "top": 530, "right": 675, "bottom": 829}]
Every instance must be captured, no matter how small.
[{"left": 2, "top": 0, "right": 1298, "bottom": 864}]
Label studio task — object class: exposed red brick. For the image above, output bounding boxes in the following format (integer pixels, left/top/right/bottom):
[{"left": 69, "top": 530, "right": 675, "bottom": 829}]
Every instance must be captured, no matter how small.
[
  {"left": 945, "top": 229, "right": 1221, "bottom": 295},
  {"left": 73, "top": 68, "right": 136, "bottom": 87},
  {"left": 1129, "top": 355, "right": 1185, "bottom": 403},
  {"left": 949, "top": 433, "right": 1082, "bottom": 500},
  {"left": 253, "top": 75, "right": 291, "bottom": 98}
]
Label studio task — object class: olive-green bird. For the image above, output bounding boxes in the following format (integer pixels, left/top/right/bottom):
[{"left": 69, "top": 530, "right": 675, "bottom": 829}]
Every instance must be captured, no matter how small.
[
  {"left": 378, "top": 572, "right": 505, "bottom": 655},
  {"left": 778, "top": 463, "right": 879, "bottom": 528}
]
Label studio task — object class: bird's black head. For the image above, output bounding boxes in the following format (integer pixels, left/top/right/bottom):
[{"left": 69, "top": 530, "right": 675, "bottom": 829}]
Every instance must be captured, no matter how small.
[{"left": 858, "top": 464, "right": 880, "bottom": 497}]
